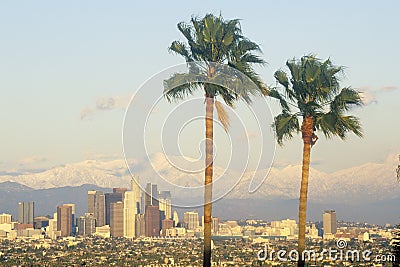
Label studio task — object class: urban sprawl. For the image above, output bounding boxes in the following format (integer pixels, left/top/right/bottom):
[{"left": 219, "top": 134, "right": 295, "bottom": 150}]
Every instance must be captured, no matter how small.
[{"left": 0, "top": 179, "right": 396, "bottom": 266}]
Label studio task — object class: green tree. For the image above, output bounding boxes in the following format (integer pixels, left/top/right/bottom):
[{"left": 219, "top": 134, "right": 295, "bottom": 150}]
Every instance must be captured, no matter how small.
[
  {"left": 164, "top": 14, "right": 267, "bottom": 267},
  {"left": 271, "top": 55, "right": 363, "bottom": 267}
]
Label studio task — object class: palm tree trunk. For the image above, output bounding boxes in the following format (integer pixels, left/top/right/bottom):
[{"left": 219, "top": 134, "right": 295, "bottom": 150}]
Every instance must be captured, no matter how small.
[
  {"left": 203, "top": 96, "right": 214, "bottom": 267},
  {"left": 298, "top": 116, "right": 314, "bottom": 267}
]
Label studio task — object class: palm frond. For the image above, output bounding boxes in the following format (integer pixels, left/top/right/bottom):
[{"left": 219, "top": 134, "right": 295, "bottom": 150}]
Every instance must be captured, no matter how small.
[
  {"left": 215, "top": 100, "right": 230, "bottom": 132},
  {"left": 169, "top": 41, "right": 193, "bottom": 62},
  {"left": 163, "top": 72, "right": 204, "bottom": 102},
  {"left": 330, "top": 87, "right": 363, "bottom": 113},
  {"left": 273, "top": 112, "right": 300, "bottom": 146},
  {"left": 315, "top": 112, "right": 363, "bottom": 139},
  {"left": 274, "top": 70, "right": 297, "bottom": 101},
  {"left": 268, "top": 89, "right": 290, "bottom": 112}
]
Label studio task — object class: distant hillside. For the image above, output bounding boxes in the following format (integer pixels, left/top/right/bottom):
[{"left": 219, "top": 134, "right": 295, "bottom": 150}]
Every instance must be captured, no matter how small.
[
  {"left": 0, "top": 154, "right": 399, "bottom": 205},
  {"left": 0, "top": 182, "right": 111, "bottom": 219},
  {"left": 0, "top": 181, "right": 33, "bottom": 192}
]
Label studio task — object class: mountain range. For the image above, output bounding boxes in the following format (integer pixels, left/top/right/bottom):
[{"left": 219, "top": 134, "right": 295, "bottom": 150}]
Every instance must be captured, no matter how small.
[{"left": 0, "top": 154, "right": 399, "bottom": 224}]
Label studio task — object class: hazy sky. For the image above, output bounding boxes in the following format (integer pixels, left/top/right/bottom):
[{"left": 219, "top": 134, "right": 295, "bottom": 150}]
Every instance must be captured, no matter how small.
[{"left": 0, "top": 0, "right": 399, "bottom": 173}]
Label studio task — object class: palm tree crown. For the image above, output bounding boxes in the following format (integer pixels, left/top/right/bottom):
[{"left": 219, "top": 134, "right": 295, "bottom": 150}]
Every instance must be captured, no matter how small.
[
  {"left": 164, "top": 13, "right": 267, "bottom": 109},
  {"left": 272, "top": 55, "right": 363, "bottom": 144}
]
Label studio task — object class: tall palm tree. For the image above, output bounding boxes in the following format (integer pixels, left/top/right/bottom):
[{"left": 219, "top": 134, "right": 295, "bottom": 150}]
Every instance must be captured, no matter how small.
[
  {"left": 163, "top": 14, "right": 267, "bottom": 267},
  {"left": 271, "top": 55, "right": 363, "bottom": 267}
]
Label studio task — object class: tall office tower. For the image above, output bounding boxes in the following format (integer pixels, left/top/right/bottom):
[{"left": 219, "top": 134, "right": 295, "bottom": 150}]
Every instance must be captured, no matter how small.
[
  {"left": 18, "top": 202, "right": 34, "bottom": 224},
  {"left": 57, "top": 205, "right": 72, "bottom": 237},
  {"left": 131, "top": 178, "right": 142, "bottom": 214},
  {"left": 110, "top": 201, "right": 124, "bottom": 237},
  {"left": 323, "top": 210, "right": 337, "bottom": 234},
  {"left": 77, "top": 213, "right": 96, "bottom": 236},
  {"left": 135, "top": 214, "right": 145, "bottom": 237},
  {"left": 173, "top": 210, "right": 179, "bottom": 227},
  {"left": 144, "top": 183, "right": 158, "bottom": 209},
  {"left": 105, "top": 192, "right": 123, "bottom": 225},
  {"left": 159, "top": 191, "right": 172, "bottom": 219},
  {"left": 124, "top": 191, "right": 137, "bottom": 238},
  {"left": 161, "top": 219, "right": 174, "bottom": 236},
  {"left": 0, "top": 213, "right": 12, "bottom": 224},
  {"left": 159, "top": 211, "right": 165, "bottom": 231},
  {"left": 145, "top": 205, "right": 160, "bottom": 237},
  {"left": 48, "top": 215, "right": 58, "bottom": 239},
  {"left": 63, "top": 204, "right": 75, "bottom": 232},
  {"left": 88, "top": 191, "right": 106, "bottom": 226},
  {"left": 87, "top": 191, "right": 96, "bottom": 214},
  {"left": 183, "top": 211, "right": 199, "bottom": 230},
  {"left": 113, "top": 188, "right": 128, "bottom": 201},
  {"left": 212, "top": 217, "right": 220, "bottom": 234},
  {"left": 94, "top": 191, "right": 106, "bottom": 226}
]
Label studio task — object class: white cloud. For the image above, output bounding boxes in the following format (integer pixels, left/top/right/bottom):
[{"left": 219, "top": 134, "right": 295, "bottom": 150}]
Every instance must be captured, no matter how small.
[
  {"left": 380, "top": 85, "right": 398, "bottom": 92},
  {"left": 80, "top": 106, "right": 95, "bottom": 120},
  {"left": 80, "top": 95, "right": 131, "bottom": 120},
  {"left": 359, "top": 85, "right": 398, "bottom": 105},
  {"left": 360, "top": 90, "right": 378, "bottom": 105}
]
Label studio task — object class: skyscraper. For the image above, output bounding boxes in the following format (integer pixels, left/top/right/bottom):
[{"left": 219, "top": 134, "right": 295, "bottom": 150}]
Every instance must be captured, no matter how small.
[
  {"left": 94, "top": 191, "right": 106, "bottom": 227},
  {"left": 212, "top": 217, "right": 220, "bottom": 234},
  {"left": 87, "top": 191, "right": 96, "bottom": 214},
  {"left": 124, "top": 191, "right": 137, "bottom": 238},
  {"left": 18, "top": 202, "right": 34, "bottom": 225},
  {"left": 57, "top": 205, "right": 72, "bottom": 237},
  {"left": 110, "top": 201, "right": 124, "bottom": 237},
  {"left": 105, "top": 191, "right": 123, "bottom": 225},
  {"left": 135, "top": 214, "right": 145, "bottom": 237},
  {"left": 113, "top": 188, "right": 128, "bottom": 198},
  {"left": 161, "top": 219, "right": 174, "bottom": 236},
  {"left": 323, "top": 210, "right": 337, "bottom": 235},
  {"left": 184, "top": 211, "right": 199, "bottom": 230},
  {"left": 131, "top": 178, "right": 142, "bottom": 214},
  {"left": 173, "top": 210, "right": 179, "bottom": 227},
  {"left": 0, "top": 213, "right": 12, "bottom": 224},
  {"left": 88, "top": 191, "right": 106, "bottom": 227},
  {"left": 63, "top": 204, "right": 75, "bottom": 233},
  {"left": 159, "top": 191, "right": 172, "bottom": 219},
  {"left": 144, "top": 183, "right": 158, "bottom": 209},
  {"left": 77, "top": 213, "right": 96, "bottom": 236},
  {"left": 145, "top": 205, "right": 160, "bottom": 237}
]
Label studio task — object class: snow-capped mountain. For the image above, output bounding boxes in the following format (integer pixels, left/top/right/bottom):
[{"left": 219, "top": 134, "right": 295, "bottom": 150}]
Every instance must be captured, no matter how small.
[
  {"left": 0, "top": 153, "right": 399, "bottom": 204},
  {"left": 0, "top": 159, "right": 132, "bottom": 189}
]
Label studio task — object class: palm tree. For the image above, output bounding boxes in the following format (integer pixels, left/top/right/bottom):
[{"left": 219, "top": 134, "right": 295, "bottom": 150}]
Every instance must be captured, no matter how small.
[
  {"left": 163, "top": 14, "right": 267, "bottom": 267},
  {"left": 271, "top": 55, "right": 363, "bottom": 267}
]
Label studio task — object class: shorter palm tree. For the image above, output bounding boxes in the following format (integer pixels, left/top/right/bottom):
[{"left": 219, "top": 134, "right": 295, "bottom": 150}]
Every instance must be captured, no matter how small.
[{"left": 271, "top": 55, "right": 363, "bottom": 267}]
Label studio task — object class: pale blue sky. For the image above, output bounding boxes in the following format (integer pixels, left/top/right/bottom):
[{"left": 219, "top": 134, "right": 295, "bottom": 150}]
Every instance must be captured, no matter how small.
[{"left": 0, "top": 0, "right": 399, "bottom": 173}]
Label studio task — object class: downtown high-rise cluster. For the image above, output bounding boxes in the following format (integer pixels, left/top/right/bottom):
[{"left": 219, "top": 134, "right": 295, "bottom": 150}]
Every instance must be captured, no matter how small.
[{"left": 0, "top": 179, "right": 221, "bottom": 240}]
